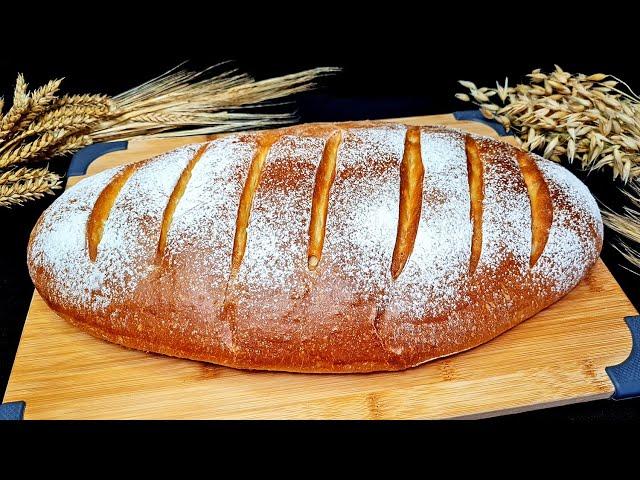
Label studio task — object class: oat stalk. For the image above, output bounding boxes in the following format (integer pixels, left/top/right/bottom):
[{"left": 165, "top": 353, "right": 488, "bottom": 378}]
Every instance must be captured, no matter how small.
[{"left": 456, "top": 66, "right": 640, "bottom": 182}]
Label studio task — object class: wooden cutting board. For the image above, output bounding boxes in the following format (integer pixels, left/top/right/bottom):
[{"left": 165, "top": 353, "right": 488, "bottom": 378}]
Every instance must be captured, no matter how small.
[{"left": 4, "top": 113, "right": 637, "bottom": 419}]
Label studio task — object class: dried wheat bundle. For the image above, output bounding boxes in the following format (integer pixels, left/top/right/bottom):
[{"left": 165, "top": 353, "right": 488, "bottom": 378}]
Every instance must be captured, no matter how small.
[
  {"left": 0, "top": 65, "right": 337, "bottom": 207},
  {"left": 456, "top": 65, "right": 640, "bottom": 182},
  {"left": 93, "top": 65, "right": 337, "bottom": 141}
]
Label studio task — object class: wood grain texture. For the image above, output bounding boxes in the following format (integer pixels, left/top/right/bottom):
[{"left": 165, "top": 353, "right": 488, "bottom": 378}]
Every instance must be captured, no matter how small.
[{"left": 4, "top": 113, "right": 636, "bottom": 419}]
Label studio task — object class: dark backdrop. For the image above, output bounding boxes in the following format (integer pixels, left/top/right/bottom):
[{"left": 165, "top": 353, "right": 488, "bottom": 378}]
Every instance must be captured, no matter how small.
[{"left": 1, "top": 18, "right": 639, "bottom": 422}]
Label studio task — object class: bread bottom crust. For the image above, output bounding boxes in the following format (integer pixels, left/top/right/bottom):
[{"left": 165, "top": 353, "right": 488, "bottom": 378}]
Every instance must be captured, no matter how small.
[{"left": 44, "top": 291, "right": 560, "bottom": 374}]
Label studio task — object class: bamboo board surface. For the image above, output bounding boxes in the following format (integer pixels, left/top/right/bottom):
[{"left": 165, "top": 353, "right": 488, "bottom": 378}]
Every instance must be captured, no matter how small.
[{"left": 4, "top": 113, "right": 637, "bottom": 419}]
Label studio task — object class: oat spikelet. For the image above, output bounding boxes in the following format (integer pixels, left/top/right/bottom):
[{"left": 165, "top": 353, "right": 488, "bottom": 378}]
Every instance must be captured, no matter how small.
[
  {"left": 456, "top": 67, "right": 640, "bottom": 272},
  {"left": 456, "top": 67, "right": 640, "bottom": 181},
  {"left": 0, "top": 167, "right": 61, "bottom": 207},
  {"left": 601, "top": 180, "right": 640, "bottom": 271}
]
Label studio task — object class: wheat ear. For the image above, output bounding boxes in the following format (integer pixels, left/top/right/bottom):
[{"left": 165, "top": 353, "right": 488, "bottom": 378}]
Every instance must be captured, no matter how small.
[
  {"left": 16, "top": 79, "right": 63, "bottom": 130},
  {"left": 0, "top": 167, "right": 62, "bottom": 207},
  {"left": 0, "top": 74, "right": 29, "bottom": 140}
]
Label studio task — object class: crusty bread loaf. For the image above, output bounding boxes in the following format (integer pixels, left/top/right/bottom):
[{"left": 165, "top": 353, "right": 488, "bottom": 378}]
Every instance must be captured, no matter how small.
[{"left": 27, "top": 122, "right": 603, "bottom": 373}]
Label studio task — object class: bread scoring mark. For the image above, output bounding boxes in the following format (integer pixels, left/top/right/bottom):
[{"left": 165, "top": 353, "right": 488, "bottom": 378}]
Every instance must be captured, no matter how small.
[
  {"left": 465, "top": 136, "right": 484, "bottom": 274},
  {"left": 156, "top": 143, "right": 210, "bottom": 264},
  {"left": 231, "top": 133, "right": 278, "bottom": 275},
  {"left": 372, "top": 304, "right": 387, "bottom": 349},
  {"left": 516, "top": 151, "right": 553, "bottom": 267},
  {"left": 391, "top": 127, "right": 424, "bottom": 280},
  {"left": 220, "top": 295, "right": 238, "bottom": 352},
  {"left": 308, "top": 130, "right": 342, "bottom": 270},
  {"left": 86, "top": 163, "right": 139, "bottom": 262}
]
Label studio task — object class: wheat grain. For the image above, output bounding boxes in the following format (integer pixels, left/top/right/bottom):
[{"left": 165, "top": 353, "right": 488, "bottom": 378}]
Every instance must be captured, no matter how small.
[
  {"left": 52, "top": 134, "right": 93, "bottom": 155},
  {"left": 0, "top": 74, "right": 30, "bottom": 139},
  {"left": 56, "top": 94, "right": 112, "bottom": 108},
  {"left": 13, "top": 74, "right": 28, "bottom": 105},
  {"left": 0, "top": 105, "right": 110, "bottom": 156},
  {"left": 0, "top": 130, "right": 67, "bottom": 168},
  {"left": 16, "top": 79, "right": 63, "bottom": 130},
  {"left": 0, "top": 166, "right": 56, "bottom": 185},
  {"left": 0, "top": 167, "right": 61, "bottom": 207}
]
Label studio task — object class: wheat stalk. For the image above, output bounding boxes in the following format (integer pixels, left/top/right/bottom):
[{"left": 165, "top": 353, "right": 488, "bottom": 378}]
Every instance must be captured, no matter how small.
[
  {"left": 0, "top": 74, "right": 30, "bottom": 140},
  {"left": 16, "top": 79, "right": 63, "bottom": 129},
  {"left": 56, "top": 93, "right": 112, "bottom": 108},
  {"left": 601, "top": 180, "right": 640, "bottom": 272},
  {"left": 0, "top": 166, "right": 61, "bottom": 207},
  {"left": 0, "top": 166, "right": 56, "bottom": 184},
  {"left": 53, "top": 134, "right": 93, "bottom": 156},
  {"left": 91, "top": 66, "right": 337, "bottom": 141},
  {"left": 0, "top": 65, "right": 336, "bottom": 207},
  {"left": 0, "top": 130, "right": 68, "bottom": 168},
  {"left": 0, "top": 105, "right": 110, "bottom": 156}
]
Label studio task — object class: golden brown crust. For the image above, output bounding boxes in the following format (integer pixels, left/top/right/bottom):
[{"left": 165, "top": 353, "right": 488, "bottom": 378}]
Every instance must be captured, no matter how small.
[
  {"left": 516, "top": 150, "right": 553, "bottom": 267},
  {"left": 391, "top": 127, "right": 424, "bottom": 280},
  {"left": 156, "top": 143, "right": 210, "bottom": 264},
  {"left": 464, "top": 135, "right": 484, "bottom": 275},
  {"left": 308, "top": 129, "right": 342, "bottom": 270},
  {"left": 87, "top": 163, "right": 138, "bottom": 262},
  {"left": 27, "top": 121, "right": 603, "bottom": 373}
]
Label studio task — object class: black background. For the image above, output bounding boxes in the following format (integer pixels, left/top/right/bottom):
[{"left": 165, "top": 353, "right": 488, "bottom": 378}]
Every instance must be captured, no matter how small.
[{"left": 1, "top": 14, "right": 640, "bottom": 423}]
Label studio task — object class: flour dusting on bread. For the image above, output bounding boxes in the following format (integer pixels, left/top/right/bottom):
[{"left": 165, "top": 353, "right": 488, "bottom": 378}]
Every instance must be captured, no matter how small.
[{"left": 27, "top": 122, "right": 603, "bottom": 373}]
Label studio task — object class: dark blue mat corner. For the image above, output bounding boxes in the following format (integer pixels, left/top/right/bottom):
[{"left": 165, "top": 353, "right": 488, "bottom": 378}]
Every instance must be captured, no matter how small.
[{"left": 0, "top": 401, "right": 25, "bottom": 420}]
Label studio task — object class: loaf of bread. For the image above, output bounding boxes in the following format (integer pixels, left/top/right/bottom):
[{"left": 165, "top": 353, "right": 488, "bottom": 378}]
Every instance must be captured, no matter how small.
[{"left": 27, "top": 122, "right": 602, "bottom": 373}]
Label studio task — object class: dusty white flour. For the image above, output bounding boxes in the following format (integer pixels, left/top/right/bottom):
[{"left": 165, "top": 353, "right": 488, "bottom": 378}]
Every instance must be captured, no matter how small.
[{"left": 29, "top": 125, "right": 602, "bottom": 330}]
